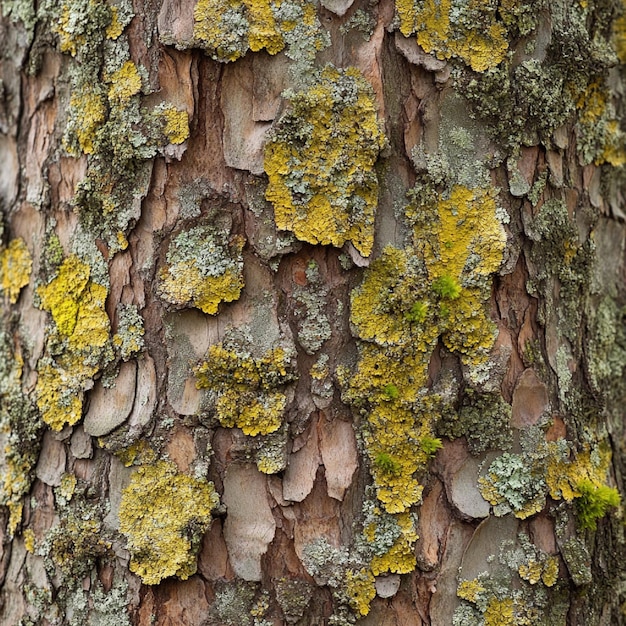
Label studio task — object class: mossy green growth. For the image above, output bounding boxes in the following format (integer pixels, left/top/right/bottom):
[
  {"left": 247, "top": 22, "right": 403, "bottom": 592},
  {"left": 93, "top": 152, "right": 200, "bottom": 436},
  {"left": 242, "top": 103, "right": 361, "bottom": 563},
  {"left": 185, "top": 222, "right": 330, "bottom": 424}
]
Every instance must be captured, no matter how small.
[
  {"left": 396, "top": 0, "right": 510, "bottom": 71},
  {"left": 35, "top": 254, "right": 112, "bottom": 430},
  {"left": 480, "top": 432, "right": 620, "bottom": 526},
  {"left": 195, "top": 343, "right": 297, "bottom": 437},
  {"left": 575, "top": 479, "right": 621, "bottom": 530},
  {"left": 158, "top": 226, "right": 245, "bottom": 315},
  {"left": 0, "top": 238, "right": 32, "bottom": 303},
  {"left": 265, "top": 65, "right": 386, "bottom": 257},
  {"left": 119, "top": 459, "right": 220, "bottom": 585}
]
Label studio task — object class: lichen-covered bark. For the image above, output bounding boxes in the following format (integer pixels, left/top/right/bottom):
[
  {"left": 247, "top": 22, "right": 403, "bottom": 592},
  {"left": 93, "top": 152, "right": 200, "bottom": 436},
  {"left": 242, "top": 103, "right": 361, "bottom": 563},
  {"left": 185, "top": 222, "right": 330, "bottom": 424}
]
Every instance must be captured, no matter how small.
[{"left": 1, "top": 0, "right": 625, "bottom": 624}]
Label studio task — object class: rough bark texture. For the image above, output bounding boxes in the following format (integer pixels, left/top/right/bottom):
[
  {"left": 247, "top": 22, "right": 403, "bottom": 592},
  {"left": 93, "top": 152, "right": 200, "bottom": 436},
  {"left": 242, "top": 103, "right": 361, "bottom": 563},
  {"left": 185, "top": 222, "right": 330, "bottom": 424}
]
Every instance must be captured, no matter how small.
[{"left": 1, "top": 0, "right": 626, "bottom": 624}]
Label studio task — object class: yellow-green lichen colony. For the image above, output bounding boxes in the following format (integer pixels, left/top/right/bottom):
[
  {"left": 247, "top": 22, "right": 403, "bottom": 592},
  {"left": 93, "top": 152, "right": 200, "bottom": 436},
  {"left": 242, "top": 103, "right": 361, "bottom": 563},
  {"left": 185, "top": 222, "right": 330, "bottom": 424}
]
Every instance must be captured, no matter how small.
[
  {"left": 119, "top": 460, "right": 220, "bottom": 585},
  {"left": 0, "top": 238, "right": 32, "bottom": 303},
  {"left": 396, "top": 0, "right": 509, "bottom": 71},
  {"left": 158, "top": 226, "right": 245, "bottom": 315},
  {"left": 35, "top": 255, "right": 112, "bottom": 431},
  {"left": 264, "top": 66, "right": 386, "bottom": 257},
  {"left": 194, "top": 343, "right": 297, "bottom": 437}
]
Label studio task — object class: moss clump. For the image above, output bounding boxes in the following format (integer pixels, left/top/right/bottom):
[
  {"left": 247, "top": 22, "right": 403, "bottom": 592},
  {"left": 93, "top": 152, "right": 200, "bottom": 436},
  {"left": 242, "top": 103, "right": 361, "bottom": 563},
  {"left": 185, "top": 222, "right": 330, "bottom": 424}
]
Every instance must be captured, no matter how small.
[
  {"left": 195, "top": 343, "right": 297, "bottom": 436},
  {"left": 575, "top": 479, "right": 621, "bottom": 530},
  {"left": 158, "top": 226, "right": 245, "bottom": 315},
  {"left": 0, "top": 238, "right": 32, "bottom": 303},
  {"left": 119, "top": 460, "right": 219, "bottom": 585},
  {"left": 264, "top": 65, "right": 386, "bottom": 257},
  {"left": 35, "top": 254, "right": 112, "bottom": 430}
]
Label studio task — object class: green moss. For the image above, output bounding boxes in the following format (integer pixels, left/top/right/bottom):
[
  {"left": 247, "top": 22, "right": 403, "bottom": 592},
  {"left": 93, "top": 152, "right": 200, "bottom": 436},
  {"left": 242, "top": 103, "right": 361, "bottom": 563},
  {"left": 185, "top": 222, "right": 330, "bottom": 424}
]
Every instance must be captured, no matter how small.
[
  {"left": 119, "top": 459, "right": 219, "bottom": 585},
  {"left": 431, "top": 273, "right": 462, "bottom": 300},
  {"left": 575, "top": 479, "right": 621, "bottom": 530},
  {"left": 264, "top": 65, "right": 386, "bottom": 257}
]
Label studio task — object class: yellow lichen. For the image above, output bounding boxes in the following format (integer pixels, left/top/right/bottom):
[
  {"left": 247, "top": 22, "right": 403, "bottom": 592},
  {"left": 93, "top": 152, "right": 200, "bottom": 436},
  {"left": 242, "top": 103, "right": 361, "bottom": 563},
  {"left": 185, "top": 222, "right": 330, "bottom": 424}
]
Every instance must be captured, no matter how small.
[
  {"left": 119, "top": 460, "right": 219, "bottom": 585},
  {"left": 484, "top": 597, "right": 515, "bottom": 625},
  {"left": 35, "top": 255, "right": 111, "bottom": 430},
  {"left": 195, "top": 344, "right": 297, "bottom": 436},
  {"left": 541, "top": 556, "right": 559, "bottom": 587},
  {"left": 107, "top": 61, "right": 142, "bottom": 104},
  {"left": 518, "top": 559, "right": 543, "bottom": 585},
  {"left": 159, "top": 262, "right": 243, "bottom": 315},
  {"left": 370, "top": 511, "right": 418, "bottom": 574},
  {"left": 0, "top": 238, "right": 32, "bottom": 304},
  {"left": 264, "top": 66, "right": 386, "bottom": 257},
  {"left": 345, "top": 568, "right": 376, "bottom": 616},
  {"left": 160, "top": 105, "right": 190, "bottom": 145},
  {"left": 23, "top": 528, "right": 35, "bottom": 553},
  {"left": 457, "top": 578, "right": 486, "bottom": 603},
  {"left": 66, "top": 88, "right": 106, "bottom": 155},
  {"left": 57, "top": 473, "right": 77, "bottom": 503},
  {"left": 546, "top": 444, "right": 612, "bottom": 502},
  {"left": 106, "top": 5, "right": 124, "bottom": 39},
  {"left": 54, "top": 4, "right": 85, "bottom": 56},
  {"left": 344, "top": 185, "right": 506, "bottom": 514},
  {"left": 158, "top": 227, "right": 244, "bottom": 315},
  {"left": 193, "top": 0, "right": 284, "bottom": 61},
  {"left": 397, "top": 0, "right": 508, "bottom": 72}
]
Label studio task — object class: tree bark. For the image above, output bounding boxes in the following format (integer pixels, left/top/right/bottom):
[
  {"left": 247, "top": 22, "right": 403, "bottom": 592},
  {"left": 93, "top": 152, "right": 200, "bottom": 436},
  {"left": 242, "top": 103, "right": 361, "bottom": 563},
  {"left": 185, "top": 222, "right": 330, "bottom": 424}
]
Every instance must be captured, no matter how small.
[{"left": 1, "top": 0, "right": 625, "bottom": 624}]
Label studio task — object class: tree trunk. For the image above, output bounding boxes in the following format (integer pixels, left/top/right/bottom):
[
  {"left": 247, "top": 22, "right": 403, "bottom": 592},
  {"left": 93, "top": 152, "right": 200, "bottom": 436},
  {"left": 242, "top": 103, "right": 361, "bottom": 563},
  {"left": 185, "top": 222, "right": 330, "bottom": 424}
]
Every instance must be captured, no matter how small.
[{"left": 1, "top": 0, "right": 625, "bottom": 624}]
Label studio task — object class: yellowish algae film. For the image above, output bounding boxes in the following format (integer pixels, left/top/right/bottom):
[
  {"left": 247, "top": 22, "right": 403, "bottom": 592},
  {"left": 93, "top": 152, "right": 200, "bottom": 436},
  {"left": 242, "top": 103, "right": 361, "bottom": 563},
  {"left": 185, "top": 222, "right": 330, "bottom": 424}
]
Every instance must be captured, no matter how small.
[
  {"left": 158, "top": 226, "right": 244, "bottom": 315},
  {"left": 119, "top": 460, "right": 220, "bottom": 585},
  {"left": 195, "top": 343, "right": 297, "bottom": 436},
  {"left": 264, "top": 66, "right": 386, "bottom": 257},
  {"left": 396, "top": 0, "right": 508, "bottom": 72},
  {"left": 35, "top": 255, "right": 111, "bottom": 430},
  {"left": 0, "top": 238, "right": 32, "bottom": 303}
]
